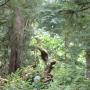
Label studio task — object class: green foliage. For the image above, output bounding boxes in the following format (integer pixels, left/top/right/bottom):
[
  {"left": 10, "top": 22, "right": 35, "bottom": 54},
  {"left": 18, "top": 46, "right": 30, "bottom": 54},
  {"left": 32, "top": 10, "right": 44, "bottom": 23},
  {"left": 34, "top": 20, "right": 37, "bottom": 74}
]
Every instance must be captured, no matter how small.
[
  {"left": 47, "top": 62, "right": 90, "bottom": 90},
  {"left": 2, "top": 69, "right": 32, "bottom": 90},
  {"left": 3, "top": 67, "right": 47, "bottom": 90},
  {"left": 0, "top": 0, "right": 90, "bottom": 90},
  {"left": 4, "top": 79, "right": 33, "bottom": 90}
]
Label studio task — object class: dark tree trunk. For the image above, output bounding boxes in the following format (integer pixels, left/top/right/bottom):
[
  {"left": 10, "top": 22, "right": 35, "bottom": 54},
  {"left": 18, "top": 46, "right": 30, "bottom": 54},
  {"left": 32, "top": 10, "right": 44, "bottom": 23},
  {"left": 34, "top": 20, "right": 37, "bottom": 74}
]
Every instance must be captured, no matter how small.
[
  {"left": 86, "top": 49, "right": 90, "bottom": 79},
  {"left": 9, "top": 8, "right": 25, "bottom": 73}
]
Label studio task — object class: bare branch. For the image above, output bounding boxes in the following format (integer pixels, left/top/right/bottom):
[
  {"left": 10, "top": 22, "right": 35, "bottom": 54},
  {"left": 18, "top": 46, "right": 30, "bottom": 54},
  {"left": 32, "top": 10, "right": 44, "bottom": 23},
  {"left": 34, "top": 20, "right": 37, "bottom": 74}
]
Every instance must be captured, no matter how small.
[{"left": 78, "top": 6, "right": 90, "bottom": 12}]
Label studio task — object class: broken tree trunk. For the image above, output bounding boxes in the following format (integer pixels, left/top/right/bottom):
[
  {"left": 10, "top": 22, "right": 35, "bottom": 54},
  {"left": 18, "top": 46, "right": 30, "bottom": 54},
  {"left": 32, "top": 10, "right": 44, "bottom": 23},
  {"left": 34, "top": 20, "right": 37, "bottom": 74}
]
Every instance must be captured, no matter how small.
[{"left": 43, "top": 60, "right": 56, "bottom": 82}]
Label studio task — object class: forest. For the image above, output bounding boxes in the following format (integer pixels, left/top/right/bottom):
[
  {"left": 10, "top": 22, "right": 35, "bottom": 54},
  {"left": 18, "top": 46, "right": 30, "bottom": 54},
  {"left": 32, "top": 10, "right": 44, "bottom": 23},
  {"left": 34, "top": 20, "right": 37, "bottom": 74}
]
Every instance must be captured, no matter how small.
[{"left": 0, "top": 0, "right": 90, "bottom": 90}]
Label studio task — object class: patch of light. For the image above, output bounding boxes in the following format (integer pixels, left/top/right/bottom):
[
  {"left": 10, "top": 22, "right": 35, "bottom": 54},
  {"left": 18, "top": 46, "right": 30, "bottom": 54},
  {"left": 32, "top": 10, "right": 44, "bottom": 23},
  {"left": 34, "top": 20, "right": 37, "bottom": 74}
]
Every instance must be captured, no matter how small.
[{"left": 45, "top": 0, "right": 56, "bottom": 3}]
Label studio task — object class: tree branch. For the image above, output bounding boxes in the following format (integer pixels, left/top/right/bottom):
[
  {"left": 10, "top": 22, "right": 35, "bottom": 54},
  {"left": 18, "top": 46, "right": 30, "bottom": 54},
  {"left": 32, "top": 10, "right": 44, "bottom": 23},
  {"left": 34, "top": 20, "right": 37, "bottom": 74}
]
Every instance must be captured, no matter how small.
[
  {"left": 78, "top": 6, "right": 90, "bottom": 12},
  {"left": 57, "top": 6, "right": 90, "bottom": 15},
  {"left": 76, "top": 2, "right": 90, "bottom": 5},
  {"left": 0, "top": 0, "right": 10, "bottom": 7}
]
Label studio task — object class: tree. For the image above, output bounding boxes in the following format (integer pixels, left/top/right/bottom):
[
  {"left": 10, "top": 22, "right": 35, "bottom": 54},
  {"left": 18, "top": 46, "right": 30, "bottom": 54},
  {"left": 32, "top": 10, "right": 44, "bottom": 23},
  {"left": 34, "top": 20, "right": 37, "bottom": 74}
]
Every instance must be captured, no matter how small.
[
  {"left": 9, "top": 7, "right": 25, "bottom": 73},
  {"left": 37, "top": 0, "right": 90, "bottom": 78}
]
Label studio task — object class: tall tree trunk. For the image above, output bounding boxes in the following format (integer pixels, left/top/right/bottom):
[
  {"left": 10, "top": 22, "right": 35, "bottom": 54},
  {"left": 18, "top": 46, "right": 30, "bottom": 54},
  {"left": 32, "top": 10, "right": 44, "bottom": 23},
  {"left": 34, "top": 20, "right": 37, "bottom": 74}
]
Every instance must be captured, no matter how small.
[
  {"left": 9, "top": 7, "right": 25, "bottom": 73},
  {"left": 86, "top": 49, "right": 90, "bottom": 79}
]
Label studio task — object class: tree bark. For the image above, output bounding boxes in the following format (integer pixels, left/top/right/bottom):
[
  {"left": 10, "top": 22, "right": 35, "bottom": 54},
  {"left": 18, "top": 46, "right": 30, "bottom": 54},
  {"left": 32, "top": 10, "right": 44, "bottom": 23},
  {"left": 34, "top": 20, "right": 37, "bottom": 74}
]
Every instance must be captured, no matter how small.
[
  {"left": 86, "top": 49, "right": 90, "bottom": 79},
  {"left": 9, "top": 7, "right": 25, "bottom": 73}
]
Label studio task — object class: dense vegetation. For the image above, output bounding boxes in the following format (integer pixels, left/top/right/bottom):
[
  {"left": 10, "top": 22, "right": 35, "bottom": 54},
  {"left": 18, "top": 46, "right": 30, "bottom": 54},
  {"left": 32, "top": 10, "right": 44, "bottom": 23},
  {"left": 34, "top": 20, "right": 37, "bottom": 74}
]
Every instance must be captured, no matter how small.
[{"left": 0, "top": 0, "right": 90, "bottom": 90}]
